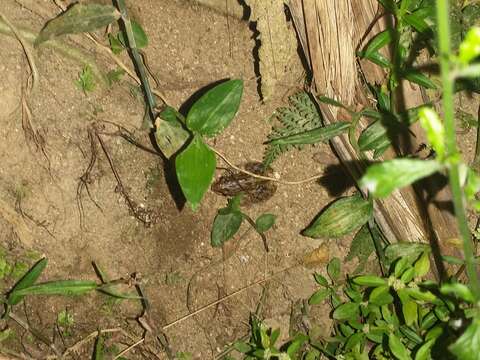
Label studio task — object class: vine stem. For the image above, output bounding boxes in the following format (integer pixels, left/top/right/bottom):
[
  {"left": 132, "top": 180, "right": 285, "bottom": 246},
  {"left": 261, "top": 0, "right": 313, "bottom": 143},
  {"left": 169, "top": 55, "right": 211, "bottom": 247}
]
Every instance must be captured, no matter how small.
[{"left": 436, "top": 0, "right": 480, "bottom": 299}]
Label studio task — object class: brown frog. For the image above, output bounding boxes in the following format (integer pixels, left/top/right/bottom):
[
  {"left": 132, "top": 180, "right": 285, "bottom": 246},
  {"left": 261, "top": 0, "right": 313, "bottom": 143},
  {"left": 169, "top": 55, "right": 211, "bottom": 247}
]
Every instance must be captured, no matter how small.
[{"left": 211, "top": 162, "right": 277, "bottom": 205}]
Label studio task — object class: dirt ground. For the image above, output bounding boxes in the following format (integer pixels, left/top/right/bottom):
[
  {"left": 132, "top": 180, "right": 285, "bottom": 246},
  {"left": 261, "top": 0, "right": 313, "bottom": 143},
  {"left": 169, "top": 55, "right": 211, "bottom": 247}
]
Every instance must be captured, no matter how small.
[{"left": 0, "top": 0, "right": 360, "bottom": 358}]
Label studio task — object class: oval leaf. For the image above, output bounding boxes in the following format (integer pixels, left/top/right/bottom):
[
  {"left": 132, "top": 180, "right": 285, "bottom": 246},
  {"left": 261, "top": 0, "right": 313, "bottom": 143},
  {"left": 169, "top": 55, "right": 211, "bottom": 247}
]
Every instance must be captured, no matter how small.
[
  {"left": 36, "top": 4, "right": 121, "bottom": 45},
  {"left": 175, "top": 135, "right": 216, "bottom": 210},
  {"left": 303, "top": 194, "right": 373, "bottom": 239},
  {"left": 211, "top": 209, "right": 243, "bottom": 247},
  {"left": 360, "top": 159, "right": 443, "bottom": 198},
  {"left": 389, "top": 332, "right": 411, "bottom": 360},
  {"left": 186, "top": 80, "right": 243, "bottom": 137},
  {"left": 354, "top": 275, "right": 387, "bottom": 287},
  {"left": 333, "top": 302, "right": 360, "bottom": 321},
  {"left": 118, "top": 20, "right": 148, "bottom": 49},
  {"left": 155, "top": 118, "right": 189, "bottom": 159},
  {"left": 449, "top": 318, "right": 480, "bottom": 360},
  {"left": 255, "top": 213, "right": 276, "bottom": 232},
  {"left": 7, "top": 257, "right": 47, "bottom": 306}
]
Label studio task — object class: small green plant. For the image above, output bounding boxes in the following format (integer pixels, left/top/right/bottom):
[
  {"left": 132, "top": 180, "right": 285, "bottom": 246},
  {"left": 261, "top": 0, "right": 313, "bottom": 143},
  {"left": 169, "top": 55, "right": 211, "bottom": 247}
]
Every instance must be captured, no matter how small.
[
  {"left": 75, "top": 64, "right": 96, "bottom": 93},
  {"left": 57, "top": 309, "right": 74, "bottom": 337},
  {"left": 210, "top": 194, "right": 276, "bottom": 250}
]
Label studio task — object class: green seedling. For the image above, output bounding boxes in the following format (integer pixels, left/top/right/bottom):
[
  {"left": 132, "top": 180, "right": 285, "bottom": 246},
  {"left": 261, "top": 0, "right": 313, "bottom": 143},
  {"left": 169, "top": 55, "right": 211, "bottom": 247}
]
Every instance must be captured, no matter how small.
[
  {"left": 57, "top": 309, "right": 74, "bottom": 337},
  {"left": 75, "top": 65, "right": 96, "bottom": 94}
]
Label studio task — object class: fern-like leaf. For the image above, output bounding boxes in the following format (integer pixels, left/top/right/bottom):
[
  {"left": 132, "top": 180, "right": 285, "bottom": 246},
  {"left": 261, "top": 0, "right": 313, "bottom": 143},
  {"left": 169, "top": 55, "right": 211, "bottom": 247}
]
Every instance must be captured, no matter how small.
[{"left": 263, "top": 92, "right": 323, "bottom": 167}]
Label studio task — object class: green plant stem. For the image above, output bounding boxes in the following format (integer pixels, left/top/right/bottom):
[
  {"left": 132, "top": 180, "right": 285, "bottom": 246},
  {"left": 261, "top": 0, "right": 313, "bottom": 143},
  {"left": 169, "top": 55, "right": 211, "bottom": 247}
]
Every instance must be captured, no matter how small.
[
  {"left": 436, "top": 0, "right": 480, "bottom": 300},
  {"left": 115, "top": 0, "right": 156, "bottom": 120}
]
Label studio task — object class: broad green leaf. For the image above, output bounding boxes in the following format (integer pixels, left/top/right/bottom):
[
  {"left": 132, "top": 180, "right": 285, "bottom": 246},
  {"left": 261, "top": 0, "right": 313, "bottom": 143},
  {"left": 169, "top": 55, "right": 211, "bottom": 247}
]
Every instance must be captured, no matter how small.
[
  {"left": 402, "top": 70, "right": 436, "bottom": 89},
  {"left": 362, "top": 30, "right": 393, "bottom": 58},
  {"left": 186, "top": 80, "right": 243, "bottom": 137},
  {"left": 440, "top": 282, "right": 475, "bottom": 303},
  {"left": 418, "top": 107, "right": 445, "bottom": 159},
  {"left": 309, "top": 288, "right": 331, "bottom": 305},
  {"left": 385, "top": 243, "right": 430, "bottom": 264},
  {"left": 36, "top": 4, "right": 121, "bottom": 45},
  {"left": 155, "top": 118, "right": 190, "bottom": 159},
  {"left": 395, "top": 257, "right": 411, "bottom": 278},
  {"left": 404, "top": 288, "right": 437, "bottom": 303},
  {"left": 10, "top": 280, "right": 97, "bottom": 297},
  {"left": 345, "top": 225, "right": 377, "bottom": 273},
  {"left": 287, "top": 334, "right": 309, "bottom": 358},
  {"left": 118, "top": 20, "right": 148, "bottom": 49},
  {"left": 354, "top": 275, "right": 387, "bottom": 287},
  {"left": 268, "top": 122, "right": 350, "bottom": 146},
  {"left": 360, "top": 159, "right": 443, "bottom": 198},
  {"left": 459, "top": 27, "right": 480, "bottom": 64},
  {"left": 333, "top": 302, "right": 360, "bottom": 321},
  {"left": 327, "top": 257, "right": 341, "bottom": 282},
  {"left": 402, "top": 300, "right": 418, "bottom": 326},
  {"left": 415, "top": 339, "right": 434, "bottom": 360},
  {"left": 303, "top": 194, "right": 373, "bottom": 238},
  {"left": 211, "top": 198, "right": 244, "bottom": 247},
  {"left": 369, "top": 285, "right": 394, "bottom": 306},
  {"left": 234, "top": 341, "right": 252, "bottom": 353},
  {"left": 7, "top": 257, "right": 47, "bottom": 306},
  {"left": 388, "top": 333, "right": 411, "bottom": 360},
  {"left": 255, "top": 213, "right": 276, "bottom": 232},
  {"left": 400, "top": 267, "right": 416, "bottom": 284},
  {"left": 345, "top": 333, "right": 365, "bottom": 352},
  {"left": 449, "top": 317, "right": 480, "bottom": 360},
  {"left": 413, "top": 251, "right": 430, "bottom": 277},
  {"left": 314, "top": 273, "right": 329, "bottom": 287},
  {"left": 175, "top": 135, "right": 216, "bottom": 210},
  {"left": 399, "top": 325, "right": 422, "bottom": 344}
]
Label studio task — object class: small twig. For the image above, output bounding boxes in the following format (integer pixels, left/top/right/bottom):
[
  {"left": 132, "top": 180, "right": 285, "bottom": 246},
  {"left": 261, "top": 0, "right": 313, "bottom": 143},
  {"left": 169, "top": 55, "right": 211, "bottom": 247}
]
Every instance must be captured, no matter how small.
[
  {"left": 0, "top": 11, "right": 39, "bottom": 93},
  {"left": 211, "top": 147, "right": 324, "bottom": 185},
  {"left": 113, "top": 337, "right": 145, "bottom": 359},
  {"left": 243, "top": 214, "right": 269, "bottom": 252},
  {"left": 58, "top": 328, "right": 125, "bottom": 359},
  {"left": 163, "top": 264, "right": 299, "bottom": 330}
]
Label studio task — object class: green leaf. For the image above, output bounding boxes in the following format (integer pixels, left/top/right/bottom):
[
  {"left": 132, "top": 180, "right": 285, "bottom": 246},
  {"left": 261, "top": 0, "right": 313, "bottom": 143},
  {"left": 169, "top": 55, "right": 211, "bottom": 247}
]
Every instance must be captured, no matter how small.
[
  {"left": 175, "top": 135, "right": 216, "bottom": 210},
  {"left": 360, "top": 159, "right": 443, "bottom": 198},
  {"left": 155, "top": 118, "right": 190, "bottom": 159},
  {"left": 358, "top": 120, "right": 391, "bottom": 152},
  {"left": 333, "top": 302, "right": 360, "bottom": 321},
  {"left": 459, "top": 27, "right": 480, "bottom": 64},
  {"left": 369, "top": 285, "right": 394, "bottom": 306},
  {"left": 211, "top": 197, "right": 244, "bottom": 247},
  {"left": 10, "top": 280, "right": 97, "bottom": 297},
  {"left": 268, "top": 122, "right": 350, "bottom": 146},
  {"left": 186, "top": 80, "right": 243, "bottom": 137},
  {"left": 303, "top": 194, "right": 373, "bottom": 238},
  {"left": 440, "top": 282, "right": 475, "bottom": 303},
  {"left": 402, "top": 300, "right": 418, "bottom": 326},
  {"left": 449, "top": 317, "right": 480, "bottom": 360},
  {"left": 413, "top": 251, "right": 430, "bottom": 278},
  {"left": 314, "top": 273, "right": 329, "bottom": 287},
  {"left": 418, "top": 108, "right": 445, "bottom": 159},
  {"left": 36, "top": 4, "right": 121, "bottom": 45},
  {"left": 309, "top": 288, "right": 331, "bottom": 305},
  {"left": 362, "top": 30, "right": 393, "bottom": 58},
  {"left": 108, "top": 34, "right": 124, "bottom": 54},
  {"left": 415, "top": 339, "right": 434, "bottom": 360},
  {"left": 402, "top": 70, "right": 436, "bottom": 89},
  {"left": 234, "top": 341, "right": 252, "bottom": 353},
  {"left": 354, "top": 275, "right": 387, "bottom": 287},
  {"left": 327, "top": 257, "right": 341, "bottom": 282},
  {"left": 316, "top": 95, "right": 350, "bottom": 110},
  {"left": 403, "top": 12, "right": 430, "bottom": 33},
  {"left": 7, "top": 257, "right": 47, "bottom": 306},
  {"left": 118, "top": 20, "right": 148, "bottom": 49},
  {"left": 385, "top": 243, "right": 430, "bottom": 264},
  {"left": 255, "top": 213, "right": 276, "bottom": 232},
  {"left": 388, "top": 332, "right": 411, "bottom": 360},
  {"left": 287, "top": 333, "right": 309, "bottom": 357},
  {"left": 346, "top": 225, "right": 377, "bottom": 272},
  {"left": 94, "top": 334, "right": 104, "bottom": 360},
  {"left": 359, "top": 50, "right": 392, "bottom": 68}
]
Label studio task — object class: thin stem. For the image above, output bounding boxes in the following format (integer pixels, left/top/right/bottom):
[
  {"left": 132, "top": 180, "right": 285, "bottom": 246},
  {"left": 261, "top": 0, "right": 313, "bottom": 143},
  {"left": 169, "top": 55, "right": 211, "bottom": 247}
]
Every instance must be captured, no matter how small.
[
  {"left": 115, "top": 0, "right": 157, "bottom": 120},
  {"left": 436, "top": 0, "right": 480, "bottom": 300}
]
